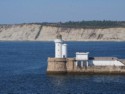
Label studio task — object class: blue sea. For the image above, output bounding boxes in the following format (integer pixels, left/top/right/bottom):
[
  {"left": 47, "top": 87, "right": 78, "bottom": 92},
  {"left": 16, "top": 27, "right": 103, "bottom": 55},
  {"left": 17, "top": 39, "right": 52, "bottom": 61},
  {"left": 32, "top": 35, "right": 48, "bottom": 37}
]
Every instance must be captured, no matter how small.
[{"left": 0, "top": 41, "right": 125, "bottom": 94}]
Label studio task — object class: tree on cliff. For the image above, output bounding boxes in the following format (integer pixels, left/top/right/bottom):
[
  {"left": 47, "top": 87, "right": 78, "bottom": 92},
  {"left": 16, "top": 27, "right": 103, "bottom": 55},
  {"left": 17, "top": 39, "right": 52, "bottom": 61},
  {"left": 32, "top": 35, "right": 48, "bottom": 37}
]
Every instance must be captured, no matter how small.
[{"left": 36, "top": 20, "right": 125, "bottom": 29}]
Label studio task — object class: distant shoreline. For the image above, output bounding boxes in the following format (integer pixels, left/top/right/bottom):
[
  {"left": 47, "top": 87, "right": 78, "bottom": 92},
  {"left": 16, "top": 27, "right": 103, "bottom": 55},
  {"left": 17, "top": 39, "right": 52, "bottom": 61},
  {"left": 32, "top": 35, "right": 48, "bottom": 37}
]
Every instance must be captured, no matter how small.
[
  {"left": 0, "top": 40, "right": 125, "bottom": 42},
  {"left": 0, "top": 24, "right": 125, "bottom": 41}
]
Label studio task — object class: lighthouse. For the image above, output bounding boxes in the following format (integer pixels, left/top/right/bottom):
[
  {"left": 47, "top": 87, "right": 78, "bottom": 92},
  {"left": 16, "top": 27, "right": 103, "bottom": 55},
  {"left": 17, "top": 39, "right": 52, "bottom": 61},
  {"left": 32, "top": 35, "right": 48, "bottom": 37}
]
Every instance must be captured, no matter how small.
[
  {"left": 62, "top": 44, "right": 67, "bottom": 58},
  {"left": 54, "top": 34, "right": 67, "bottom": 58},
  {"left": 54, "top": 34, "right": 63, "bottom": 58}
]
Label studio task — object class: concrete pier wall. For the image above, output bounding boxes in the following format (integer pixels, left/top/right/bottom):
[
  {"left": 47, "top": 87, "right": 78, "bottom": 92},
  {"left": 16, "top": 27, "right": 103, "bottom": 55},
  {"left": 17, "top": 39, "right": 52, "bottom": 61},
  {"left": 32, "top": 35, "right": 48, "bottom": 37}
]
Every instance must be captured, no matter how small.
[
  {"left": 47, "top": 58, "right": 67, "bottom": 74},
  {"left": 47, "top": 57, "right": 125, "bottom": 74},
  {"left": 66, "top": 58, "right": 75, "bottom": 71},
  {"left": 71, "top": 66, "right": 125, "bottom": 74}
]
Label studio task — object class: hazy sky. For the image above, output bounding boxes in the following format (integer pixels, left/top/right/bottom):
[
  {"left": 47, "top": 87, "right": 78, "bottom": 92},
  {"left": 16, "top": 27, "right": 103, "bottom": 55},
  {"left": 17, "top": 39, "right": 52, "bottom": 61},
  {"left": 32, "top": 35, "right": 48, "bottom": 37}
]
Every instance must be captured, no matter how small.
[{"left": 0, "top": 0, "right": 125, "bottom": 24}]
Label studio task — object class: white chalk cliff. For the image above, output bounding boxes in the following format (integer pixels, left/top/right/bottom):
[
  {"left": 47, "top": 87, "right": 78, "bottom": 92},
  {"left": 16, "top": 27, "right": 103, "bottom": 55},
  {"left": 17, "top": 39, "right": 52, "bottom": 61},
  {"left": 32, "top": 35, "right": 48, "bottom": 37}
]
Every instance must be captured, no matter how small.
[{"left": 0, "top": 24, "right": 125, "bottom": 41}]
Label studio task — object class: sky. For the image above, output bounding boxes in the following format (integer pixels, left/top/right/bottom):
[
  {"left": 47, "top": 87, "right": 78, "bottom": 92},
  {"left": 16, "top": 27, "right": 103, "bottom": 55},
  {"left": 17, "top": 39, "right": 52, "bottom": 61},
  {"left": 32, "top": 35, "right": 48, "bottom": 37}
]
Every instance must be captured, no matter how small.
[{"left": 0, "top": 0, "right": 125, "bottom": 24}]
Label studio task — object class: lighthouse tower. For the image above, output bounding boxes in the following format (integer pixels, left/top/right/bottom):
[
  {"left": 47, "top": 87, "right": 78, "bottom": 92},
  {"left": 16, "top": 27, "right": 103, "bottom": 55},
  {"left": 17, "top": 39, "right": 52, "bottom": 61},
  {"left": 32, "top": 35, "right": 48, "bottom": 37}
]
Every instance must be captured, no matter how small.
[
  {"left": 54, "top": 34, "right": 63, "bottom": 58},
  {"left": 62, "top": 44, "right": 67, "bottom": 58}
]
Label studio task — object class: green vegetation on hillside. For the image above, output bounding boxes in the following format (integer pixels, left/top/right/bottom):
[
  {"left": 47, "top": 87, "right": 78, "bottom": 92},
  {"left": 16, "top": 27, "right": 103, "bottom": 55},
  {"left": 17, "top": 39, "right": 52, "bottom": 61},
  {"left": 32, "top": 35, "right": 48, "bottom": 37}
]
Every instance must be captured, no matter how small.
[
  {"left": 35, "top": 20, "right": 125, "bottom": 29},
  {"left": 1, "top": 21, "right": 125, "bottom": 29}
]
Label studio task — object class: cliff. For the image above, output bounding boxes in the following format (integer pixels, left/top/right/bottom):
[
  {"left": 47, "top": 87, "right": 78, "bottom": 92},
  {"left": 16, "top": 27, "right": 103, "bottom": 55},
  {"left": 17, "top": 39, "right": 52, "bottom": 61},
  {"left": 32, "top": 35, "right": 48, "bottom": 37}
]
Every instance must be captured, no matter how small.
[{"left": 0, "top": 24, "right": 125, "bottom": 41}]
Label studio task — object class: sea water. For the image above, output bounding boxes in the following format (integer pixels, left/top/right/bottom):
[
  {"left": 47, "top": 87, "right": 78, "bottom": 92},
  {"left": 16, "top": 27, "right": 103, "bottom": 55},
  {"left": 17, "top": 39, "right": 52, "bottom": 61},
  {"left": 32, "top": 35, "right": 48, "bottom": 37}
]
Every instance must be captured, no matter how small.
[{"left": 0, "top": 42, "right": 125, "bottom": 94}]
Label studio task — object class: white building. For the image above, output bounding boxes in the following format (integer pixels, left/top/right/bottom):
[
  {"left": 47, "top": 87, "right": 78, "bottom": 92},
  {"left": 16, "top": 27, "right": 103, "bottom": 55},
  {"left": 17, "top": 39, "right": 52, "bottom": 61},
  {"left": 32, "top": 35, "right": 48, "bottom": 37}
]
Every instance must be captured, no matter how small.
[
  {"left": 89, "top": 57, "right": 124, "bottom": 66},
  {"left": 75, "top": 52, "right": 124, "bottom": 67},
  {"left": 62, "top": 44, "right": 67, "bottom": 58},
  {"left": 54, "top": 34, "right": 67, "bottom": 58},
  {"left": 75, "top": 52, "right": 89, "bottom": 67}
]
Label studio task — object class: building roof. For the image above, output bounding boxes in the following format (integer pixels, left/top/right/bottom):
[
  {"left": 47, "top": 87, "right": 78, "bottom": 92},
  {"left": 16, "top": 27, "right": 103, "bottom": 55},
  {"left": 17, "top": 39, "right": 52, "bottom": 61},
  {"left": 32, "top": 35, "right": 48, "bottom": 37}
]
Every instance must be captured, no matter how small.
[
  {"left": 118, "top": 59, "right": 125, "bottom": 64},
  {"left": 76, "top": 52, "right": 89, "bottom": 55},
  {"left": 89, "top": 57, "right": 118, "bottom": 61}
]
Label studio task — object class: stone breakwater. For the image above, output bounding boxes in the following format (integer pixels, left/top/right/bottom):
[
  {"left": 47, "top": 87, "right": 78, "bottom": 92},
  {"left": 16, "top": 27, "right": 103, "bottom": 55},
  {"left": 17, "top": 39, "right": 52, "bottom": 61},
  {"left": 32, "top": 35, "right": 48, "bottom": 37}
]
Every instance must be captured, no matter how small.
[
  {"left": 47, "top": 58, "right": 125, "bottom": 74},
  {"left": 0, "top": 24, "right": 125, "bottom": 41}
]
